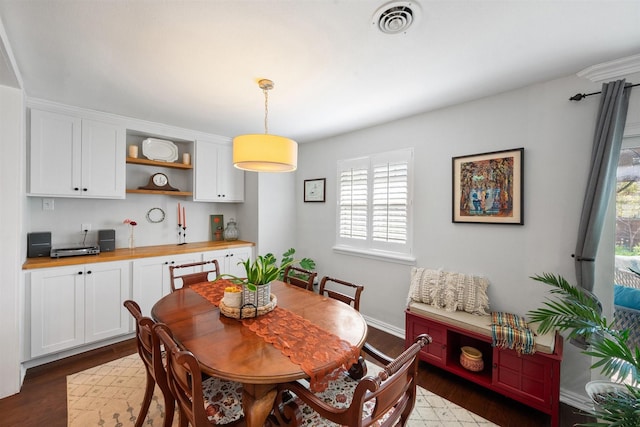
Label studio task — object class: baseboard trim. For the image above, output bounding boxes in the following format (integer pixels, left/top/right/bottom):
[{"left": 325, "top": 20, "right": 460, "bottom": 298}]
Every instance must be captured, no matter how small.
[
  {"left": 21, "top": 333, "right": 134, "bottom": 370},
  {"left": 363, "top": 315, "right": 405, "bottom": 339},
  {"left": 560, "top": 388, "right": 593, "bottom": 413}
]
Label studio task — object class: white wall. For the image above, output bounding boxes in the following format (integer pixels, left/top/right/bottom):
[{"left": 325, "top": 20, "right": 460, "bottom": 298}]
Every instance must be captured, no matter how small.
[
  {"left": 0, "top": 85, "right": 25, "bottom": 398},
  {"left": 256, "top": 172, "right": 296, "bottom": 258},
  {"left": 296, "top": 72, "right": 640, "bottom": 401},
  {"left": 27, "top": 194, "right": 241, "bottom": 249}
]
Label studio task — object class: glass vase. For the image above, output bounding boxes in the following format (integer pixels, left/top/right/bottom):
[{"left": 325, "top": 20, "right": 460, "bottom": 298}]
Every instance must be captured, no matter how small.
[{"left": 224, "top": 219, "right": 239, "bottom": 241}]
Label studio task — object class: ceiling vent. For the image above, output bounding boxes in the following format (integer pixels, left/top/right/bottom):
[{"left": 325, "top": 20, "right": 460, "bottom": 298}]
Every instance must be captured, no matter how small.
[{"left": 373, "top": 1, "right": 420, "bottom": 35}]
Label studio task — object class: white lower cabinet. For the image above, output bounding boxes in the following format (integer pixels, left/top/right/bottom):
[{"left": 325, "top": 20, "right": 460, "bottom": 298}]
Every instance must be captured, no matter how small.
[
  {"left": 132, "top": 253, "right": 200, "bottom": 316},
  {"left": 27, "top": 244, "right": 254, "bottom": 361},
  {"left": 29, "top": 261, "right": 130, "bottom": 358},
  {"left": 202, "top": 246, "right": 253, "bottom": 278}
]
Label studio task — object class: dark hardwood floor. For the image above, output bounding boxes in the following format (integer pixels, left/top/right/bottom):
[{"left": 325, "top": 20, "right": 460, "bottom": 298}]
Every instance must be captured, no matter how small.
[{"left": 0, "top": 327, "right": 593, "bottom": 427}]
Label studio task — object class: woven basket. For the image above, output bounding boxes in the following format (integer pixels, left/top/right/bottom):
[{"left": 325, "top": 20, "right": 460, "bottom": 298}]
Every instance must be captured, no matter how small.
[{"left": 220, "top": 293, "right": 277, "bottom": 319}]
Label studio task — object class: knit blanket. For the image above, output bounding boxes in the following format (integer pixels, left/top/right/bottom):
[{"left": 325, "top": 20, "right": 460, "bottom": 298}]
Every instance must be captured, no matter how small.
[{"left": 490, "top": 312, "right": 536, "bottom": 355}]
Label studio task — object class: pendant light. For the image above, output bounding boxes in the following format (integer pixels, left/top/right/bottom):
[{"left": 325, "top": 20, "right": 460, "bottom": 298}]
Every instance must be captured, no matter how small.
[{"left": 233, "top": 79, "right": 298, "bottom": 172}]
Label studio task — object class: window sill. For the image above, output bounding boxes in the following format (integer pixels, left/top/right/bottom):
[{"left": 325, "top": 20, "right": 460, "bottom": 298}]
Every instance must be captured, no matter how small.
[{"left": 332, "top": 245, "right": 416, "bottom": 265}]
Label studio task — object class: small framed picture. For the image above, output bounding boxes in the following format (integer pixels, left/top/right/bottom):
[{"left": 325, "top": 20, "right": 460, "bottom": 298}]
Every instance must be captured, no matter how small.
[
  {"left": 452, "top": 148, "right": 524, "bottom": 224},
  {"left": 210, "top": 214, "right": 224, "bottom": 241},
  {"left": 304, "top": 178, "right": 326, "bottom": 202}
]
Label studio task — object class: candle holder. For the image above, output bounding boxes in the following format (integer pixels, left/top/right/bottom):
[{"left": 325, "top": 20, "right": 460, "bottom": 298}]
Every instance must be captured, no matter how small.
[{"left": 177, "top": 224, "right": 187, "bottom": 245}]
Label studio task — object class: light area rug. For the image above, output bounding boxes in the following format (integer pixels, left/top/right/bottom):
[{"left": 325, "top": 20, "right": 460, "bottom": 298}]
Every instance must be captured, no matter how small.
[{"left": 67, "top": 354, "right": 497, "bottom": 427}]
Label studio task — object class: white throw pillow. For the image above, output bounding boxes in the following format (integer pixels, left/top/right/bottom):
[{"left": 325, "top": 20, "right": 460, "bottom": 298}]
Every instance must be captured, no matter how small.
[{"left": 409, "top": 268, "right": 490, "bottom": 315}]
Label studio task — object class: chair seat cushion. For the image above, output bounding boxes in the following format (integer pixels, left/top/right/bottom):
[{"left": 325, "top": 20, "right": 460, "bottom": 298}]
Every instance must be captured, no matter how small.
[
  {"left": 290, "top": 364, "right": 393, "bottom": 426},
  {"left": 408, "top": 301, "right": 556, "bottom": 354},
  {"left": 201, "top": 376, "right": 244, "bottom": 424}
]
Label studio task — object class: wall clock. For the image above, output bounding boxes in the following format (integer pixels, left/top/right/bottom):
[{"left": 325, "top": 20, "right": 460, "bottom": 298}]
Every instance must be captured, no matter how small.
[
  {"left": 138, "top": 172, "right": 179, "bottom": 191},
  {"left": 304, "top": 178, "right": 326, "bottom": 202}
]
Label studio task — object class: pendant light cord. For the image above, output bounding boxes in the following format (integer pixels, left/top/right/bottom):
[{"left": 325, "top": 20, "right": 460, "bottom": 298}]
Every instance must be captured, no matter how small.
[{"left": 263, "top": 87, "right": 269, "bottom": 134}]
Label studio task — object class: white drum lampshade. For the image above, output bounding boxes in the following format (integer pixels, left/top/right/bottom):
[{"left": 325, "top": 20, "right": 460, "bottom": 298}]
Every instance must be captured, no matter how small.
[
  {"left": 233, "top": 134, "right": 297, "bottom": 172},
  {"left": 233, "top": 78, "right": 298, "bottom": 173}
]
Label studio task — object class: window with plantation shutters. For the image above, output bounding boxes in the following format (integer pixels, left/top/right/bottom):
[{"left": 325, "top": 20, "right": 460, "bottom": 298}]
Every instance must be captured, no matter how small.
[
  {"left": 339, "top": 165, "right": 368, "bottom": 240},
  {"left": 335, "top": 148, "right": 413, "bottom": 261}
]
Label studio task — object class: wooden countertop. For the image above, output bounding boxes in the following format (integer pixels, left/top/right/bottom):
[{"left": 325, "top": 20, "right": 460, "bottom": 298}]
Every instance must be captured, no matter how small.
[{"left": 22, "top": 240, "right": 255, "bottom": 270}]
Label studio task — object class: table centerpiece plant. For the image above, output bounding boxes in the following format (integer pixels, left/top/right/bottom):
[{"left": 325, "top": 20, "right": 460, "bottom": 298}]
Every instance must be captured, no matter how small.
[
  {"left": 527, "top": 273, "right": 639, "bottom": 426},
  {"left": 220, "top": 248, "right": 315, "bottom": 307}
]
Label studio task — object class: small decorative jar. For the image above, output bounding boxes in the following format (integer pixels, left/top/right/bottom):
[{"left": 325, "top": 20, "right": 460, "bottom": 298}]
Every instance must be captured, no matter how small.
[
  {"left": 224, "top": 218, "right": 239, "bottom": 241},
  {"left": 460, "top": 346, "right": 484, "bottom": 372}
]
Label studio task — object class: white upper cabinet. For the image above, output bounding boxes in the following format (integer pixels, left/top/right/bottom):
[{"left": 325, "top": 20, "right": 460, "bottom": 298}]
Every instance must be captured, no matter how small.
[
  {"left": 81, "top": 119, "right": 126, "bottom": 198},
  {"left": 28, "top": 100, "right": 243, "bottom": 203},
  {"left": 29, "top": 109, "right": 125, "bottom": 198},
  {"left": 194, "top": 139, "right": 244, "bottom": 202}
]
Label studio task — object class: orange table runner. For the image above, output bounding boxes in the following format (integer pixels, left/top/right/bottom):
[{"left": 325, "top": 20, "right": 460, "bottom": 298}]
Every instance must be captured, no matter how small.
[{"left": 190, "top": 279, "right": 360, "bottom": 392}]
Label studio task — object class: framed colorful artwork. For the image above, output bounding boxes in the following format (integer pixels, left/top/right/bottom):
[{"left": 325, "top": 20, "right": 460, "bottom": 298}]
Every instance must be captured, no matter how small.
[
  {"left": 210, "top": 214, "right": 224, "bottom": 241},
  {"left": 304, "top": 178, "right": 326, "bottom": 202},
  {"left": 452, "top": 148, "right": 524, "bottom": 224}
]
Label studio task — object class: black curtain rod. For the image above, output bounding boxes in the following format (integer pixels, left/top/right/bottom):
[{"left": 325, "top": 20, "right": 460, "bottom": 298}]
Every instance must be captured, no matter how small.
[{"left": 569, "top": 82, "right": 639, "bottom": 101}]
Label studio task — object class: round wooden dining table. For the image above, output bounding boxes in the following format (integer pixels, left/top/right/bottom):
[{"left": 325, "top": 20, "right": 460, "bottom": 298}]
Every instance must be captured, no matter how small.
[{"left": 151, "top": 280, "right": 368, "bottom": 427}]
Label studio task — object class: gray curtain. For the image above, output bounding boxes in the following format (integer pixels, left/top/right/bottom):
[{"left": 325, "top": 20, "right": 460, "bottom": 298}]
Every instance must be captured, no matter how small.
[{"left": 574, "top": 79, "right": 631, "bottom": 292}]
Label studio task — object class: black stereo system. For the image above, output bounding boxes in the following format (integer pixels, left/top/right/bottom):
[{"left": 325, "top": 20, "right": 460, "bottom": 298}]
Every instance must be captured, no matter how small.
[
  {"left": 27, "top": 232, "right": 52, "bottom": 258},
  {"left": 98, "top": 229, "right": 116, "bottom": 252}
]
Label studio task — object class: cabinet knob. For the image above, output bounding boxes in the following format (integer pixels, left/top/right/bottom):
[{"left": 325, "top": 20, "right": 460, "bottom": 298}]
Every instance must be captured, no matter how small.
[
  {"left": 74, "top": 187, "right": 79, "bottom": 191},
  {"left": 82, "top": 188, "right": 88, "bottom": 192},
  {"left": 86, "top": 270, "right": 92, "bottom": 274},
  {"left": 493, "top": 363, "right": 498, "bottom": 369},
  {"left": 78, "top": 271, "right": 83, "bottom": 275}
]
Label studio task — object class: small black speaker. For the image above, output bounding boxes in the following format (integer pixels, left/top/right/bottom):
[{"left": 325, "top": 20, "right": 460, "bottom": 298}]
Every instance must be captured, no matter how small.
[
  {"left": 27, "top": 232, "right": 51, "bottom": 258},
  {"left": 98, "top": 229, "right": 116, "bottom": 252}
]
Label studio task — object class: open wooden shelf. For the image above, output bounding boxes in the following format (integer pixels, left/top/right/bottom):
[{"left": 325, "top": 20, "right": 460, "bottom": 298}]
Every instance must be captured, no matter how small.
[
  {"left": 126, "top": 189, "right": 193, "bottom": 196},
  {"left": 126, "top": 157, "right": 192, "bottom": 169}
]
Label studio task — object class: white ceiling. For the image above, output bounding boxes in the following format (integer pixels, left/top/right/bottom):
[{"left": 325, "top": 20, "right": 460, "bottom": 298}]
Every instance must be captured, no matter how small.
[{"left": 1, "top": 0, "right": 639, "bottom": 143}]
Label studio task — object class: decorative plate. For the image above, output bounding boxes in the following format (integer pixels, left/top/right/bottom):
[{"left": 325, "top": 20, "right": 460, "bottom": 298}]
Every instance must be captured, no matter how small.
[{"left": 142, "top": 138, "right": 178, "bottom": 162}]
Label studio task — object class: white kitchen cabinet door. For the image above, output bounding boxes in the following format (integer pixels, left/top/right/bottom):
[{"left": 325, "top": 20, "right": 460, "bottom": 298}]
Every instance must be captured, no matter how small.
[
  {"left": 201, "top": 249, "right": 227, "bottom": 274},
  {"left": 29, "top": 109, "right": 125, "bottom": 198},
  {"left": 226, "top": 246, "right": 253, "bottom": 277},
  {"left": 84, "top": 261, "right": 131, "bottom": 343},
  {"left": 194, "top": 140, "right": 244, "bottom": 202},
  {"left": 30, "top": 266, "right": 85, "bottom": 358},
  {"left": 202, "top": 246, "right": 253, "bottom": 277},
  {"left": 29, "top": 109, "right": 82, "bottom": 197},
  {"left": 81, "top": 118, "right": 126, "bottom": 198},
  {"left": 132, "top": 253, "right": 200, "bottom": 316},
  {"left": 216, "top": 144, "right": 244, "bottom": 202}
]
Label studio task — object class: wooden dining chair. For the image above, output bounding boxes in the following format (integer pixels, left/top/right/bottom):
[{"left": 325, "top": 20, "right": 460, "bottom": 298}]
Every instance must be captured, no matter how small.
[
  {"left": 169, "top": 259, "right": 220, "bottom": 292},
  {"left": 283, "top": 265, "right": 317, "bottom": 291},
  {"left": 271, "top": 334, "right": 431, "bottom": 427},
  {"left": 153, "top": 323, "right": 245, "bottom": 426},
  {"left": 123, "top": 300, "right": 175, "bottom": 427},
  {"left": 319, "top": 276, "right": 365, "bottom": 311}
]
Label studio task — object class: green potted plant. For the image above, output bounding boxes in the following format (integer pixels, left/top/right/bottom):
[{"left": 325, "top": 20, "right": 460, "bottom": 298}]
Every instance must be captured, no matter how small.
[
  {"left": 527, "top": 273, "right": 639, "bottom": 426},
  {"left": 221, "top": 248, "right": 315, "bottom": 307}
]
